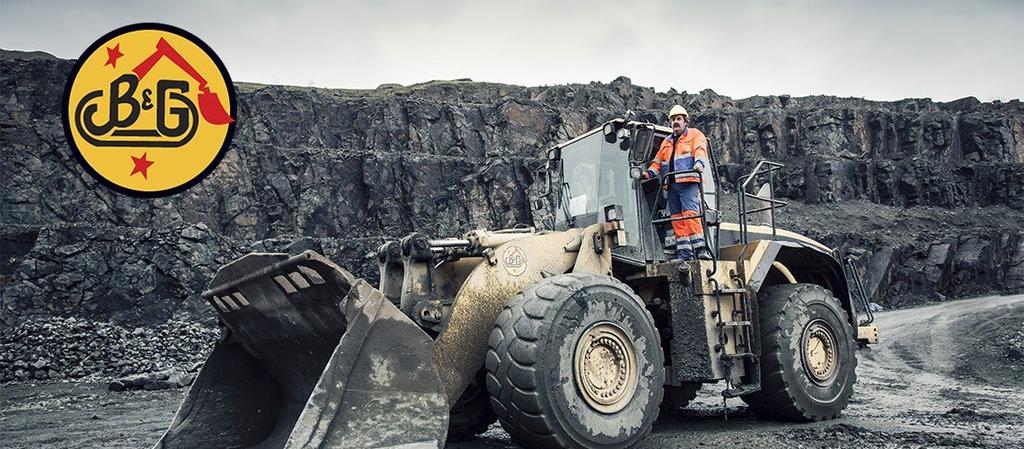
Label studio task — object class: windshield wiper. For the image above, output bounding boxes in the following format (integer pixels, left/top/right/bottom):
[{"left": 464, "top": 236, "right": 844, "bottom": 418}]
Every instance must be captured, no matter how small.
[{"left": 560, "top": 181, "right": 574, "bottom": 227}]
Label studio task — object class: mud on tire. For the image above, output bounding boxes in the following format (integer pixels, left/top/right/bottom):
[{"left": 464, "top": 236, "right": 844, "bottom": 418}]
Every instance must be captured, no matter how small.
[
  {"left": 742, "top": 283, "right": 857, "bottom": 421},
  {"left": 485, "top": 273, "right": 665, "bottom": 449}
]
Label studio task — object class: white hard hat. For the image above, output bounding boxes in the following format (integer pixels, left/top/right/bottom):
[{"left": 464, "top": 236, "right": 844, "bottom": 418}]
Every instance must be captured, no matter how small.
[{"left": 668, "top": 105, "right": 688, "bottom": 119}]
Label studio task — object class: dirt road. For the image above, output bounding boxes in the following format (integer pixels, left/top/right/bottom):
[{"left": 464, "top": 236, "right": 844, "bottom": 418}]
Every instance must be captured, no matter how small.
[{"left": 2, "top": 294, "right": 1022, "bottom": 448}]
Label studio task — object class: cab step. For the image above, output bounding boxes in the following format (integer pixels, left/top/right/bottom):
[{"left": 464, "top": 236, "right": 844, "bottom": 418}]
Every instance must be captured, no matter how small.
[
  {"left": 722, "top": 383, "right": 761, "bottom": 398},
  {"left": 715, "top": 288, "right": 747, "bottom": 295},
  {"left": 720, "top": 352, "right": 756, "bottom": 360}
]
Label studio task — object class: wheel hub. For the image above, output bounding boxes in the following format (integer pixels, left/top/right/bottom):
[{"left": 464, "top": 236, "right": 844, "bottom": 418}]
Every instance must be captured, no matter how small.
[
  {"left": 803, "top": 320, "right": 838, "bottom": 384},
  {"left": 574, "top": 322, "right": 638, "bottom": 414}
]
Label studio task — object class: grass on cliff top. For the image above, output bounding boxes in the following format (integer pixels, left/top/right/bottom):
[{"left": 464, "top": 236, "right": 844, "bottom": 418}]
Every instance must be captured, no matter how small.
[{"left": 234, "top": 78, "right": 523, "bottom": 99}]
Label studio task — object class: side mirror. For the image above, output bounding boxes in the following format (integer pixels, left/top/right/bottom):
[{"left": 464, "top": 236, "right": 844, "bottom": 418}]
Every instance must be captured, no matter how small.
[
  {"left": 603, "top": 122, "right": 618, "bottom": 143},
  {"left": 537, "top": 150, "right": 559, "bottom": 198},
  {"left": 536, "top": 165, "right": 551, "bottom": 197},
  {"left": 629, "top": 126, "right": 654, "bottom": 164}
]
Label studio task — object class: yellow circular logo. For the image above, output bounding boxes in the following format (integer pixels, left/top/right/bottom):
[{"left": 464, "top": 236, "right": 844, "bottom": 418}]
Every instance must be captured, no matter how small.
[{"left": 63, "top": 23, "right": 235, "bottom": 197}]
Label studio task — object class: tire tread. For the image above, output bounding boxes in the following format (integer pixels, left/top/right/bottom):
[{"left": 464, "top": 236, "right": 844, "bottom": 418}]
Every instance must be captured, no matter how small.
[
  {"left": 742, "top": 283, "right": 858, "bottom": 422},
  {"left": 486, "top": 273, "right": 661, "bottom": 449}
]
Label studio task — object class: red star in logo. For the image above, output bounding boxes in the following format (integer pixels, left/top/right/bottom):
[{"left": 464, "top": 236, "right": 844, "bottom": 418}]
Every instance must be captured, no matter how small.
[
  {"left": 105, "top": 43, "right": 124, "bottom": 68},
  {"left": 130, "top": 153, "right": 154, "bottom": 179}
]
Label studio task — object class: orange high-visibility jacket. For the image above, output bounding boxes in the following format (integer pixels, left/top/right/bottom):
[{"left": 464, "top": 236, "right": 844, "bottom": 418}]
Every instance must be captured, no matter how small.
[{"left": 646, "top": 128, "right": 709, "bottom": 183}]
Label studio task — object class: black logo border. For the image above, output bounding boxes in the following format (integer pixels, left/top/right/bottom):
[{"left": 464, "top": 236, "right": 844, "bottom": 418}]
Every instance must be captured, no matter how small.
[{"left": 61, "top": 22, "right": 237, "bottom": 198}]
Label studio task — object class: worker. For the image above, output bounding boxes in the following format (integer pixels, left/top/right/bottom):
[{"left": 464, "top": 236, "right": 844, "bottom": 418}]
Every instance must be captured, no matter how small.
[{"left": 643, "top": 105, "right": 713, "bottom": 260}]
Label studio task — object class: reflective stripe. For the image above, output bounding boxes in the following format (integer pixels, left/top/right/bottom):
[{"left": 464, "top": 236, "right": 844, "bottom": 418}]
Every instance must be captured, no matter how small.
[
  {"left": 654, "top": 128, "right": 709, "bottom": 184},
  {"left": 676, "top": 248, "right": 694, "bottom": 260}
]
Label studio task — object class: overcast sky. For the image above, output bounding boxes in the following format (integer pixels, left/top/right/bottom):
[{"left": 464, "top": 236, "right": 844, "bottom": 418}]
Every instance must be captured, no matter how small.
[{"left": 2, "top": 0, "right": 1022, "bottom": 101}]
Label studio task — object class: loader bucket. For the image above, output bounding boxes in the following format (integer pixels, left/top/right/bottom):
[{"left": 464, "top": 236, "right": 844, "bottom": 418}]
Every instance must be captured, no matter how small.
[{"left": 154, "top": 251, "right": 448, "bottom": 449}]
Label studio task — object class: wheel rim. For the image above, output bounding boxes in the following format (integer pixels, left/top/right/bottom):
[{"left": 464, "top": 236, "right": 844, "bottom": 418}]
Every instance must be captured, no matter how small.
[
  {"left": 573, "top": 321, "right": 638, "bottom": 414},
  {"left": 802, "top": 319, "right": 838, "bottom": 385}
]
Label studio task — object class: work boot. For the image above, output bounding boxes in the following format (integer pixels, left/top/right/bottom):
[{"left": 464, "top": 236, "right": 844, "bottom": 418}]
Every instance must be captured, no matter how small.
[
  {"left": 695, "top": 247, "right": 713, "bottom": 260},
  {"left": 675, "top": 249, "right": 694, "bottom": 261}
]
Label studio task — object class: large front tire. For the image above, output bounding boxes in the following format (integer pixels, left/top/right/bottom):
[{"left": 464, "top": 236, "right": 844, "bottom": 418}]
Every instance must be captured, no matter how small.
[
  {"left": 744, "top": 283, "right": 857, "bottom": 421},
  {"left": 485, "top": 273, "right": 664, "bottom": 449}
]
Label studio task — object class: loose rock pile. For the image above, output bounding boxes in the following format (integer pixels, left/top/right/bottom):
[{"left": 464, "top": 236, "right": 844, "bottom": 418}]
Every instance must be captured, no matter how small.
[
  {"left": 1007, "top": 328, "right": 1024, "bottom": 362},
  {"left": 0, "top": 317, "right": 217, "bottom": 384},
  {"left": 107, "top": 367, "right": 199, "bottom": 391}
]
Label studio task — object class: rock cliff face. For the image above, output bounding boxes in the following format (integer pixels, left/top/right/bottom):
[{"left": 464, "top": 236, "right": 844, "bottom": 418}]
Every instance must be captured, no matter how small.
[{"left": 2, "top": 50, "right": 1023, "bottom": 326}]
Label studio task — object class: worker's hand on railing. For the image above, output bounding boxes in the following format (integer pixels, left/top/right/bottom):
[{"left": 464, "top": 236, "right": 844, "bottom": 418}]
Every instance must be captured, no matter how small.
[{"left": 640, "top": 169, "right": 661, "bottom": 183}]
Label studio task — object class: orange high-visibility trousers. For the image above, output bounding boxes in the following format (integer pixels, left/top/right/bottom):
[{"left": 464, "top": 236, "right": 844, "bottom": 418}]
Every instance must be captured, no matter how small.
[{"left": 667, "top": 183, "right": 704, "bottom": 260}]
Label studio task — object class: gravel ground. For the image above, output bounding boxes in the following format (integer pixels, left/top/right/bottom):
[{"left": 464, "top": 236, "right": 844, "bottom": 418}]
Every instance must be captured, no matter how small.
[
  {"left": 1, "top": 294, "right": 1022, "bottom": 449},
  {"left": 0, "top": 317, "right": 216, "bottom": 383}
]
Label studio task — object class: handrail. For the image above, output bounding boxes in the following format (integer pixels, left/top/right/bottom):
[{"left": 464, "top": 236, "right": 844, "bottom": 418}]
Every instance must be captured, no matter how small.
[
  {"left": 737, "top": 160, "right": 786, "bottom": 244},
  {"left": 741, "top": 193, "right": 787, "bottom": 205},
  {"left": 741, "top": 204, "right": 789, "bottom": 215},
  {"left": 740, "top": 160, "right": 784, "bottom": 191},
  {"left": 844, "top": 257, "right": 875, "bottom": 325},
  {"left": 643, "top": 168, "right": 720, "bottom": 269},
  {"left": 637, "top": 135, "right": 722, "bottom": 279}
]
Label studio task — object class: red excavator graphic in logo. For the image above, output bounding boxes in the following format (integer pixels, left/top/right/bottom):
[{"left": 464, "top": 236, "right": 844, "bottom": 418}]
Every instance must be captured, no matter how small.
[{"left": 63, "top": 23, "right": 236, "bottom": 197}]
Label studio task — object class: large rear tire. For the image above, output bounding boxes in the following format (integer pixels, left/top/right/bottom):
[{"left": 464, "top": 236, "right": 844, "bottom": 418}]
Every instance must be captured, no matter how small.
[
  {"left": 485, "top": 273, "right": 664, "bottom": 449},
  {"left": 743, "top": 283, "right": 857, "bottom": 421}
]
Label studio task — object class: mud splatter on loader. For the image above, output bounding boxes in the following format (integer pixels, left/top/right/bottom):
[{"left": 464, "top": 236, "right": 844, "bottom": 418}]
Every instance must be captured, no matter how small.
[{"left": 156, "top": 119, "right": 878, "bottom": 449}]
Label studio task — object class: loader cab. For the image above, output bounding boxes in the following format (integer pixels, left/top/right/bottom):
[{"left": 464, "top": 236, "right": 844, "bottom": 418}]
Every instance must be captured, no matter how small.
[
  {"left": 537, "top": 119, "right": 721, "bottom": 268},
  {"left": 542, "top": 125, "right": 642, "bottom": 255}
]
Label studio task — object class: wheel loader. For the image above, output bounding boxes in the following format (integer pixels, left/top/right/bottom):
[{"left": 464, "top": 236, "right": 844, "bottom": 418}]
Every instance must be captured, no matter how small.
[{"left": 155, "top": 118, "right": 880, "bottom": 449}]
